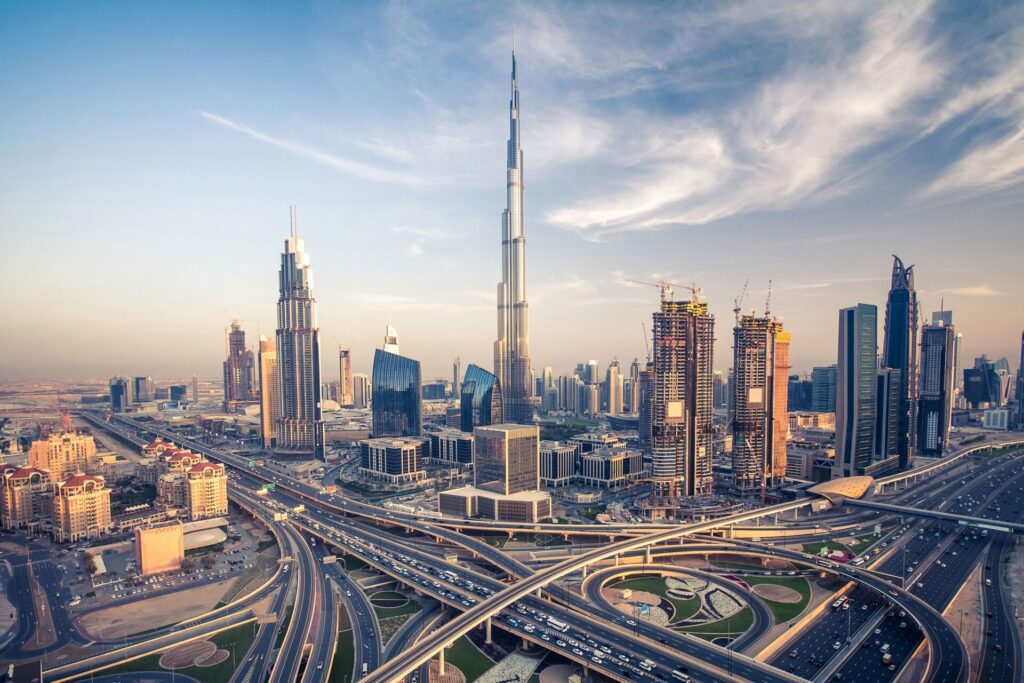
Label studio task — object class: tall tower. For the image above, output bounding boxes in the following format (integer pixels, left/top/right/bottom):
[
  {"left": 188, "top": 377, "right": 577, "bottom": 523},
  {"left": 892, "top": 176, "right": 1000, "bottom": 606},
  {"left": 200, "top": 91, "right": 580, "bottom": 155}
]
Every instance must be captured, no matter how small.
[
  {"left": 882, "top": 255, "right": 919, "bottom": 470},
  {"left": 646, "top": 291, "right": 715, "bottom": 511},
  {"left": 834, "top": 304, "right": 878, "bottom": 477},
  {"left": 452, "top": 357, "right": 462, "bottom": 398},
  {"left": 258, "top": 336, "right": 280, "bottom": 449},
  {"left": 494, "top": 48, "right": 534, "bottom": 425},
  {"left": 339, "top": 348, "right": 354, "bottom": 408},
  {"left": 731, "top": 314, "right": 790, "bottom": 496},
  {"left": 223, "top": 321, "right": 256, "bottom": 411},
  {"left": 918, "top": 315, "right": 956, "bottom": 456},
  {"left": 274, "top": 209, "right": 324, "bottom": 460}
]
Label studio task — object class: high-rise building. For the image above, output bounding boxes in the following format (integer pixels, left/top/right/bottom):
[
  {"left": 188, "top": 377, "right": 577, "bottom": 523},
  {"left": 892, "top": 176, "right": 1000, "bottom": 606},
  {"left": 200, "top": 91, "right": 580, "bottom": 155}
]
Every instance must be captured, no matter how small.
[
  {"left": 628, "top": 358, "right": 642, "bottom": 413},
  {"left": 257, "top": 336, "right": 280, "bottom": 449},
  {"left": 712, "top": 371, "right": 727, "bottom": 410},
  {"left": 339, "top": 348, "right": 354, "bottom": 407},
  {"left": 605, "top": 359, "right": 624, "bottom": 416},
  {"left": 648, "top": 292, "right": 715, "bottom": 506},
  {"left": 474, "top": 424, "right": 540, "bottom": 495},
  {"left": 811, "top": 365, "right": 838, "bottom": 412},
  {"left": 353, "top": 373, "right": 370, "bottom": 409},
  {"left": 223, "top": 321, "right": 257, "bottom": 411},
  {"left": 133, "top": 376, "right": 153, "bottom": 403},
  {"left": 53, "top": 474, "right": 112, "bottom": 543},
  {"left": 882, "top": 255, "right": 919, "bottom": 470},
  {"left": 383, "top": 325, "right": 400, "bottom": 355},
  {"left": 185, "top": 462, "right": 229, "bottom": 520},
  {"left": 371, "top": 349, "right": 422, "bottom": 438},
  {"left": 191, "top": 375, "right": 199, "bottom": 404},
  {"left": 461, "top": 364, "right": 503, "bottom": 433},
  {"left": 274, "top": 212, "right": 325, "bottom": 460},
  {"left": 730, "top": 314, "right": 790, "bottom": 495},
  {"left": 1017, "top": 331, "right": 1024, "bottom": 428},
  {"left": 834, "top": 304, "right": 878, "bottom": 477},
  {"left": 964, "top": 355, "right": 1007, "bottom": 409},
  {"left": 169, "top": 384, "right": 188, "bottom": 404},
  {"left": 109, "top": 376, "right": 130, "bottom": 413},
  {"left": 787, "top": 376, "right": 813, "bottom": 411},
  {"left": 875, "top": 367, "right": 901, "bottom": 462},
  {"left": 1, "top": 466, "right": 53, "bottom": 532},
  {"left": 918, "top": 316, "right": 957, "bottom": 456},
  {"left": 29, "top": 431, "right": 97, "bottom": 481},
  {"left": 493, "top": 51, "right": 534, "bottom": 425},
  {"left": 638, "top": 363, "right": 654, "bottom": 451},
  {"left": 452, "top": 357, "right": 462, "bottom": 398}
]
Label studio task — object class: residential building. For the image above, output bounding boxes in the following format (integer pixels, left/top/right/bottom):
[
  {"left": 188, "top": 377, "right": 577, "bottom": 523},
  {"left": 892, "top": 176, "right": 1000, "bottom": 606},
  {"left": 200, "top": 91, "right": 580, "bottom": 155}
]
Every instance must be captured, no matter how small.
[
  {"left": 185, "top": 462, "right": 228, "bottom": 520},
  {"left": 28, "top": 431, "right": 97, "bottom": 481},
  {"left": 1, "top": 466, "right": 52, "bottom": 532},
  {"left": 53, "top": 474, "right": 112, "bottom": 543}
]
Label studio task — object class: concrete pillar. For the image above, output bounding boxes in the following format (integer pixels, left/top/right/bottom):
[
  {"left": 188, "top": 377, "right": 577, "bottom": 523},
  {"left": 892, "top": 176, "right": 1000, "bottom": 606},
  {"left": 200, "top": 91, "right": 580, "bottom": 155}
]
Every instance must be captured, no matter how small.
[
  {"left": 614, "top": 554, "right": 619, "bottom": 567},
  {"left": 645, "top": 546, "right": 652, "bottom": 563},
  {"left": 582, "top": 565, "right": 589, "bottom": 579},
  {"left": 438, "top": 644, "right": 447, "bottom": 676},
  {"left": 485, "top": 617, "right": 492, "bottom": 644}
]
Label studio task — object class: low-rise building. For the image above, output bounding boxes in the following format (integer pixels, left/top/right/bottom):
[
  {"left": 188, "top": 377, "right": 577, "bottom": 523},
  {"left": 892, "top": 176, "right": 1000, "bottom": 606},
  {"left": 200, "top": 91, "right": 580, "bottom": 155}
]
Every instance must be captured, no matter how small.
[
  {"left": 28, "top": 431, "right": 97, "bottom": 480},
  {"left": 438, "top": 486, "right": 552, "bottom": 523},
  {"left": 578, "top": 447, "right": 643, "bottom": 488},
  {"left": 53, "top": 474, "right": 112, "bottom": 543},
  {"left": 359, "top": 437, "right": 428, "bottom": 484},
  {"left": 427, "top": 429, "right": 474, "bottom": 466},
  {"left": 539, "top": 441, "right": 579, "bottom": 488}
]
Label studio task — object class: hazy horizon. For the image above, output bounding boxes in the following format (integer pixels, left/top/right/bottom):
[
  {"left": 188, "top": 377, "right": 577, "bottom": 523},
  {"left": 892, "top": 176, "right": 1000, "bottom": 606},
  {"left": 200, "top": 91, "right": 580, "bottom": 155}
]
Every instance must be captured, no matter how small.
[{"left": 3, "top": 1, "right": 1023, "bottom": 384}]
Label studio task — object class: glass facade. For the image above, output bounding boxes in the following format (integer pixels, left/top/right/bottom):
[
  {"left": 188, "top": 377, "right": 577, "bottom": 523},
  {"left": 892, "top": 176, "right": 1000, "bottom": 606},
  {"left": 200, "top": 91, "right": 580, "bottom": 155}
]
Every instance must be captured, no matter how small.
[
  {"left": 474, "top": 425, "right": 539, "bottom": 495},
  {"left": 835, "top": 304, "right": 878, "bottom": 477},
  {"left": 882, "top": 256, "right": 919, "bottom": 470},
  {"left": 371, "top": 349, "right": 422, "bottom": 438},
  {"left": 460, "top": 364, "right": 503, "bottom": 433}
]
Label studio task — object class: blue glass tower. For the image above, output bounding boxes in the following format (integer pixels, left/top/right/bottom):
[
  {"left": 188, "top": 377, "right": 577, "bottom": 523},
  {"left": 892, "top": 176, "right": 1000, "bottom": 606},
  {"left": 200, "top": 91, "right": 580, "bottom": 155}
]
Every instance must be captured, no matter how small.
[
  {"left": 460, "top": 364, "right": 503, "bottom": 433},
  {"left": 882, "top": 255, "right": 918, "bottom": 471},
  {"left": 371, "top": 349, "right": 422, "bottom": 438}
]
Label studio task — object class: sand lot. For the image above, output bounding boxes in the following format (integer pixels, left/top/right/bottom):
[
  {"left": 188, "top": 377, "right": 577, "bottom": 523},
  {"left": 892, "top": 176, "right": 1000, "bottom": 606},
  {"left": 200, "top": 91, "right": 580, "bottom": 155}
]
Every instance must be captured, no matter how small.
[{"left": 78, "top": 578, "right": 234, "bottom": 639}]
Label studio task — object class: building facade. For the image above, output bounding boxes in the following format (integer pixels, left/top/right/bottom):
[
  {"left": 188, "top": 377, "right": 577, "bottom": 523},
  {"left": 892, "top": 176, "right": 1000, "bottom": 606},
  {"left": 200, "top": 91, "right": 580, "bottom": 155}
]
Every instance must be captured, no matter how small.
[
  {"left": 258, "top": 336, "right": 279, "bottom": 449},
  {"left": 109, "top": 376, "right": 131, "bottom": 413},
  {"left": 648, "top": 294, "right": 715, "bottom": 507},
  {"left": 882, "top": 255, "right": 919, "bottom": 470},
  {"left": 730, "top": 314, "right": 790, "bottom": 495},
  {"left": 1, "top": 466, "right": 53, "bottom": 532},
  {"left": 223, "top": 321, "right": 257, "bottom": 411},
  {"left": 918, "top": 317, "right": 957, "bottom": 456},
  {"left": 371, "top": 349, "right": 422, "bottom": 438},
  {"left": 460, "top": 364, "right": 503, "bottom": 433},
  {"left": 185, "top": 462, "right": 229, "bottom": 520},
  {"left": 274, "top": 214, "right": 325, "bottom": 459},
  {"left": 811, "top": 365, "right": 837, "bottom": 412},
  {"left": 359, "top": 437, "right": 427, "bottom": 483},
  {"left": 53, "top": 474, "right": 112, "bottom": 543},
  {"left": 834, "top": 304, "right": 878, "bottom": 477},
  {"left": 135, "top": 521, "right": 184, "bottom": 576},
  {"left": 28, "top": 431, "right": 97, "bottom": 481},
  {"left": 474, "top": 424, "right": 540, "bottom": 496},
  {"left": 493, "top": 52, "right": 534, "bottom": 425},
  {"left": 539, "top": 440, "right": 579, "bottom": 487},
  {"left": 339, "top": 348, "right": 354, "bottom": 407},
  {"left": 428, "top": 430, "right": 474, "bottom": 466},
  {"left": 353, "top": 374, "right": 370, "bottom": 409}
]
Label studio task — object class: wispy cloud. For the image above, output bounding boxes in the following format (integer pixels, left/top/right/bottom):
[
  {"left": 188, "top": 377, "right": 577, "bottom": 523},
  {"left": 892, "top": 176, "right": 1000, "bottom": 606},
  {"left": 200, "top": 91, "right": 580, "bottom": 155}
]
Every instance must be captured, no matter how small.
[
  {"left": 934, "top": 284, "right": 1006, "bottom": 297},
  {"left": 199, "top": 110, "right": 431, "bottom": 187}
]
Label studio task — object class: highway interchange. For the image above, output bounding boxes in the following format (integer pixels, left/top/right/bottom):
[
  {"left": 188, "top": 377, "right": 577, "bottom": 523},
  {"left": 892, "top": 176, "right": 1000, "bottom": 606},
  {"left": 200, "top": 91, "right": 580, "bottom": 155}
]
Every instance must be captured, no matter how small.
[{"left": 6, "top": 411, "right": 1020, "bottom": 683}]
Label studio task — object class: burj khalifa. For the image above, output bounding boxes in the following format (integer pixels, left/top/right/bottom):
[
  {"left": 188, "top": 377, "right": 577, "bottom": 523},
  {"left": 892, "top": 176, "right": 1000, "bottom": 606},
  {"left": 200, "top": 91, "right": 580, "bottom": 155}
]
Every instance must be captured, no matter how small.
[{"left": 493, "top": 50, "right": 534, "bottom": 424}]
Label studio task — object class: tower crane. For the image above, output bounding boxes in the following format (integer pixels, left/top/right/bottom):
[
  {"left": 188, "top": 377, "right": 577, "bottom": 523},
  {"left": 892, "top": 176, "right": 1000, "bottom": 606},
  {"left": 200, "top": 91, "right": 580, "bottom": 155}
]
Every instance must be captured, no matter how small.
[
  {"left": 733, "top": 278, "right": 750, "bottom": 323},
  {"left": 641, "top": 323, "right": 651, "bottom": 363},
  {"left": 765, "top": 279, "right": 773, "bottom": 317},
  {"left": 626, "top": 279, "right": 704, "bottom": 302}
]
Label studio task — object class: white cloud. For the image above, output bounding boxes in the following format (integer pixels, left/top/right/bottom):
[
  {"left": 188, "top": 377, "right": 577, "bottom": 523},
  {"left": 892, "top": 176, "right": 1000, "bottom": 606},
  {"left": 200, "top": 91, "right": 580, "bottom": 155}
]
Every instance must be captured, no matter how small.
[{"left": 934, "top": 284, "right": 1006, "bottom": 297}]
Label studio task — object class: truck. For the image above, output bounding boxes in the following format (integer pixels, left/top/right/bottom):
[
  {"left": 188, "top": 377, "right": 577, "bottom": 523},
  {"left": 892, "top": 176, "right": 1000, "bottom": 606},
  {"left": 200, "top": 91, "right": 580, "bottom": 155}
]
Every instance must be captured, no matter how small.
[
  {"left": 292, "top": 504, "right": 305, "bottom": 513},
  {"left": 362, "top": 663, "right": 369, "bottom": 675},
  {"left": 881, "top": 653, "right": 893, "bottom": 665},
  {"left": 261, "top": 482, "right": 276, "bottom": 492}
]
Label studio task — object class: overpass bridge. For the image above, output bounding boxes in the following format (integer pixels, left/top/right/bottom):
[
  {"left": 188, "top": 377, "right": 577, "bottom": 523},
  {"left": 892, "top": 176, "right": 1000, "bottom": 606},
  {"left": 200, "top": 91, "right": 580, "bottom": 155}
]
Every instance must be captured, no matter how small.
[{"left": 846, "top": 498, "right": 1024, "bottom": 534}]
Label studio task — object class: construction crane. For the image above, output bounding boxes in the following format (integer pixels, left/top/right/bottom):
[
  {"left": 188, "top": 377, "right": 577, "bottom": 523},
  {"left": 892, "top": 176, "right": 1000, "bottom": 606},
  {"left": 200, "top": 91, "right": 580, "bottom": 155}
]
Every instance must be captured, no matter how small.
[
  {"left": 733, "top": 278, "right": 750, "bottom": 323},
  {"left": 626, "top": 279, "right": 704, "bottom": 302},
  {"left": 764, "top": 279, "right": 773, "bottom": 317},
  {"left": 641, "top": 323, "right": 651, "bottom": 363}
]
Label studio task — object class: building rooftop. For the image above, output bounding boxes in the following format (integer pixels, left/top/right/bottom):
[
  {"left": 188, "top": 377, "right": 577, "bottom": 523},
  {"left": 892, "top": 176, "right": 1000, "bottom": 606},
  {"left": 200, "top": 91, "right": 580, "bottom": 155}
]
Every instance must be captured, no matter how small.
[
  {"left": 59, "top": 473, "right": 105, "bottom": 489},
  {"left": 440, "top": 485, "right": 551, "bottom": 503}
]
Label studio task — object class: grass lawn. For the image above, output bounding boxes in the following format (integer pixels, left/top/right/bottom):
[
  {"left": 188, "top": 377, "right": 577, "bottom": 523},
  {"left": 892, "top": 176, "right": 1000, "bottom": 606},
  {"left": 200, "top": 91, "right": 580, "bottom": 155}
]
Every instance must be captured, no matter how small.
[
  {"left": 329, "top": 629, "right": 355, "bottom": 683},
  {"left": 484, "top": 536, "right": 509, "bottom": 548},
  {"left": 578, "top": 506, "right": 606, "bottom": 521},
  {"left": 340, "top": 555, "right": 367, "bottom": 570},
  {"left": 256, "top": 539, "right": 277, "bottom": 553},
  {"left": 711, "top": 559, "right": 766, "bottom": 571},
  {"left": 681, "top": 607, "right": 753, "bottom": 641},
  {"left": 608, "top": 576, "right": 700, "bottom": 623},
  {"left": 443, "top": 636, "right": 494, "bottom": 683},
  {"left": 801, "top": 539, "right": 851, "bottom": 556},
  {"left": 980, "top": 445, "right": 1023, "bottom": 459},
  {"left": 738, "top": 576, "right": 811, "bottom": 623},
  {"left": 274, "top": 605, "right": 294, "bottom": 649},
  {"left": 374, "top": 600, "right": 422, "bottom": 619},
  {"left": 72, "top": 622, "right": 256, "bottom": 683}
]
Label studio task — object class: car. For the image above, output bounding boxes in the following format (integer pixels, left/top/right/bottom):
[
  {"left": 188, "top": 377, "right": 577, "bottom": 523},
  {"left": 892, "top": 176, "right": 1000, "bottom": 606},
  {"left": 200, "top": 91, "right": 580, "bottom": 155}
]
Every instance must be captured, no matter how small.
[{"left": 833, "top": 641, "right": 842, "bottom": 650}]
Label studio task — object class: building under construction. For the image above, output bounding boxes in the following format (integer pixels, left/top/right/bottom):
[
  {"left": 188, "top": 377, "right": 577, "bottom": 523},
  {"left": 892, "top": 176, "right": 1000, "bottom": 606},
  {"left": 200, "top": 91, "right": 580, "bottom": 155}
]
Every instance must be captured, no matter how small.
[
  {"left": 730, "top": 313, "right": 790, "bottom": 497},
  {"left": 643, "top": 293, "right": 715, "bottom": 517}
]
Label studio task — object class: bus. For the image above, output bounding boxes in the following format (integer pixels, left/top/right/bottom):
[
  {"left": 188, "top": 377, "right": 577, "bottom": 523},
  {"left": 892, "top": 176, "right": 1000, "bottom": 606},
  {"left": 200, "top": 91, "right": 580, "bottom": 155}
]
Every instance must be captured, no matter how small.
[
  {"left": 546, "top": 617, "right": 570, "bottom": 633},
  {"left": 671, "top": 669, "right": 691, "bottom": 681}
]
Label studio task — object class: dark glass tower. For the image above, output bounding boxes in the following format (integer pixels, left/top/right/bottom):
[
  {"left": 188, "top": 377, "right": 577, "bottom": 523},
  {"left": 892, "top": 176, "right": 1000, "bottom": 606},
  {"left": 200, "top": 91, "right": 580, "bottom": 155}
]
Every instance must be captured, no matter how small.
[
  {"left": 918, "top": 317, "right": 956, "bottom": 456},
  {"left": 835, "top": 304, "right": 878, "bottom": 477},
  {"left": 460, "top": 364, "right": 503, "bottom": 433},
  {"left": 371, "top": 349, "right": 422, "bottom": 438},
  {"left": 882, "top": 255, "right": 918, "bottom": 470}
]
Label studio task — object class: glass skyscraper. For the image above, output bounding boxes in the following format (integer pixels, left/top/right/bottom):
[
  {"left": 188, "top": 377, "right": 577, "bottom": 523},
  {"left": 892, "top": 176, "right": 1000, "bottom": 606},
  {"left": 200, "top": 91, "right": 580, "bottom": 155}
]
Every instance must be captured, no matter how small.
[
  {"left": 460, "top": 363, "right": 503, "bottom": 434},
  {"left": 371, "top": 349, "right": 422, "bottom": 438},
  {"left": 918, "top": 317, "right": 956, "bottom": 456},
  {"left": 835, "top": 303, "right": 878, "bottom": 477},
  {"left": 882, "top": 255, "right": 919, "bottom": 470}
]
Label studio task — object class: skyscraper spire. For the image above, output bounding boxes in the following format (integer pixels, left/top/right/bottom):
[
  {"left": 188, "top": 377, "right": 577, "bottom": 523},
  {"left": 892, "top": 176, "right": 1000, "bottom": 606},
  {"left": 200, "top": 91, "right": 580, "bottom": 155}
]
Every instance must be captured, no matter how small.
[{"left": 494, "top": 43, "right": 533, "bottom": 424}]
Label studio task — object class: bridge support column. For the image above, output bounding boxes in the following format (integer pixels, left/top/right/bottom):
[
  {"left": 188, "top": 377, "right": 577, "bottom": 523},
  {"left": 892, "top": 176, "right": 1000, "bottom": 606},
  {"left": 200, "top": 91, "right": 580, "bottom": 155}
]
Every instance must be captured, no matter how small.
[
  {"left": 614, "top": 554, "right": 619, "bottom": 567},
  {"left": 485, "top": 617, "right": 492, "bottom": 644},
  {"left": 582, "top": 565, "right": 588, "bottom": 579},
  {"left": 645, "top": 547, "right": 652, "bottom": 563},
  {"left": 439, "top": 643, "right": 447, "bottom": 676}
]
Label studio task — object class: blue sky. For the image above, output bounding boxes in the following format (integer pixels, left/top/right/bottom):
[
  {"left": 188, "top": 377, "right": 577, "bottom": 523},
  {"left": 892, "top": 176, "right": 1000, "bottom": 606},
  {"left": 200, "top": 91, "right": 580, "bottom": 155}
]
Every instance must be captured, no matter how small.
[{"left": 2, "top": 1, "right": 1022, "bottom": 383}]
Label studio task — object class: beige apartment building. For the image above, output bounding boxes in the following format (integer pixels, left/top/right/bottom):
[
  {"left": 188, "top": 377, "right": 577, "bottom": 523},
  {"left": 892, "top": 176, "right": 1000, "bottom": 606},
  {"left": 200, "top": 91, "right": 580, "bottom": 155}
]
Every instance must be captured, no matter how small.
[
  {"left": 28, "top": 431, "right": 97, "bottom": 480},
  {"left": 1, "top": 466, "right": 53, "bottom": 532},
  {"left": 185, "top": 462, "right": 228, "bottom": 520},
  {"left": 53, "top": 474, "right": 112, "bottom": 543}
]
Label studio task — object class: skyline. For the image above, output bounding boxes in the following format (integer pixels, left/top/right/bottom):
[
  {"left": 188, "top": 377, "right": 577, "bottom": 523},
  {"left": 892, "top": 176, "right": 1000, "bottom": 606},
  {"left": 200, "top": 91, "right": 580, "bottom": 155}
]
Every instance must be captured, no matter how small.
[{"left": 3, "top": 1, "right": 1024, "bottom": 383}]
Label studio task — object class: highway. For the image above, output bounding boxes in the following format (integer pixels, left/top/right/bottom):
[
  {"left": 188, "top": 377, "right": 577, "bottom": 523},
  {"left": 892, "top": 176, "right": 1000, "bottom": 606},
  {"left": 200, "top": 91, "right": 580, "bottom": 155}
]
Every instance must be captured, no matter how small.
[
  {"left": 325, "top": 555, "right": 382, "bottom": 679},
  {"left": 269, "top": 523, "right": 319, "bottom": 683}
]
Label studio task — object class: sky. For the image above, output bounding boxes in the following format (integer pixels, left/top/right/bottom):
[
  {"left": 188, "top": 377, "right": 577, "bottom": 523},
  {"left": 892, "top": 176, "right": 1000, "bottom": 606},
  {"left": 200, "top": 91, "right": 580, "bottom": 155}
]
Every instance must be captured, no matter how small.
[{"left": 2, "top": 0, "right": 1023, "bottom": 384}]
